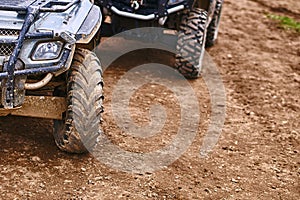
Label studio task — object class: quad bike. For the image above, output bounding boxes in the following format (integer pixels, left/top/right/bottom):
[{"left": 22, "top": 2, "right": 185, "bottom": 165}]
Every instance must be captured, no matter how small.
[
  {"left": 96, "top": 0, "right": 224, "bottom": 78},
  {"left": 0, "top": 0, "right": 104, "bottom": 153},
  {"left": 0, "top": 0, "right": 223, "bottom": 154}
]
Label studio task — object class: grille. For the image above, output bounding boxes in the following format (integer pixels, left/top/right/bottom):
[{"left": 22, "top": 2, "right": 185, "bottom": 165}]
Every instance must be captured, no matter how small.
[
  {"left": 0, "top": 28, "right": 19, "bottom": 57},
  {"left": 0, "top": 29, "right": 20, "bottom": 36},
  {"left": 0, "top": 44, "right": 15, "bottom": 57}
]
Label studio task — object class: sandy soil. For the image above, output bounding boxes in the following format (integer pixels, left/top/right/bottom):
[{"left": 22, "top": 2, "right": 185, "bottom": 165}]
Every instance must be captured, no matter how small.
[{"left": 0, "top": 0, "right": 299, "bottom": 199}]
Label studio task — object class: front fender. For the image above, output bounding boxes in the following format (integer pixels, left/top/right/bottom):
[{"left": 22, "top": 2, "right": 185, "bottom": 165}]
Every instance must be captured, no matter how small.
[
  {"left": 30, "top": 0, "right": 102, "bottom": 44},
  {"left": 76, "top": 5, "right": 102, "bottom": 44}
]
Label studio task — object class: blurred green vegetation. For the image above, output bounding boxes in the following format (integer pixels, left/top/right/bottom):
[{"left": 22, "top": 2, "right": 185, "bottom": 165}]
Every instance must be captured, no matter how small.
[{"left": 267, "top": 14, "right": 300, "bottom": 32}]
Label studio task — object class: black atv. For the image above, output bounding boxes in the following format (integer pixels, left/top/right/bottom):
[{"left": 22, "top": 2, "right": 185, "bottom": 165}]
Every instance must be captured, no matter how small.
[{"left": 97, "top": 0, "right": 224, "bottom": 78}]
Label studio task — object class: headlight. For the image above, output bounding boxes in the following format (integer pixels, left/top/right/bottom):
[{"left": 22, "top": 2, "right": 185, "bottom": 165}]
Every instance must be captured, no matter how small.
[
  {"left": 168, "top": 0, "right": 185, "bottom": 5},
  {"left": 32, "top": 41, "right": 63, "bottom": 61}
]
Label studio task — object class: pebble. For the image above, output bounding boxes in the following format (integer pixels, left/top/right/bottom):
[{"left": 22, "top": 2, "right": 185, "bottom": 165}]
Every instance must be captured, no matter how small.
[
  {"left": 39, "top": 183, "right": 45, "bottom": 188},
  {"left": 271, "top": 185, "right": 277, "bottom": 189},
  {"left": 87, "top": 180, "right": 95, "bottom": 185},
  {"left": 231, "top": 178, "right": 239, "bottom": 183},
  {"left": 31, "top": 156, "right": 41, "bottom": 162},
  {"left": 94, "top": 176, "right": 103, "bottom": 181},
  {"left": 64, "top": 180, "right": 72, "bottom": 184},
  {"left": 294, "top": 73, "right": 300, "bottom": 83},
  {"left": 204, "top": 188, "right": 212, "bottom": 193}
]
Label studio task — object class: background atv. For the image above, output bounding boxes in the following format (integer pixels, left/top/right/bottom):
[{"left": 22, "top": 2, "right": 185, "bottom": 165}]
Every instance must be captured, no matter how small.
[
  {"left": 96, "top": 0, "right": 224, "bottom": 78},
  {"left": 0, "top": 0, "right": 103, "bottom": 153}
]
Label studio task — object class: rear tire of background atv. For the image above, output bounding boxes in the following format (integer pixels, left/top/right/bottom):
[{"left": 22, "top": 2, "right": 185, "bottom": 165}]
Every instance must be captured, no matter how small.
[
  {"left": 53, "top": 48, "right": 104, "bottom": 153},
  {"left": 205, "top": 0, "right": 223, "bottom": 48},
  {"left": 175, "top": 9, "right": 208, "bottom": 79}
]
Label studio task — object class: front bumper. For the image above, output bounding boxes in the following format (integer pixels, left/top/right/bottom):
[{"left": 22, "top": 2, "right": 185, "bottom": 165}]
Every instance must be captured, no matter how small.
[
  {"left": 0, "top": 47, "right": 71, "bottom": 79},
  {"left": 100, "top": 0, "right": 192, "bottom": 20},
  {"left": 0, "top": 36, "right": 73, "bottom": 109},
  {"left": 109, "top": 4, "right": 185, "bottom": 20}
]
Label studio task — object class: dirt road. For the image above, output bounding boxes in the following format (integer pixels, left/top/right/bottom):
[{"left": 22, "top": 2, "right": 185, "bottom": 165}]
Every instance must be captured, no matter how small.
[{"left": 0, "top": 0, "right": 299, "bottom": 199}]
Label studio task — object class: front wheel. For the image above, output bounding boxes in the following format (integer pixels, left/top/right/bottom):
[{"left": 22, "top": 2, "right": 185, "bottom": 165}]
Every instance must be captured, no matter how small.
[
  {"left": 53, "top": 48, "right": 104, "bottom": 153},
  {"left": 175, "top": 8, "right": 208, "bottom": 79}
]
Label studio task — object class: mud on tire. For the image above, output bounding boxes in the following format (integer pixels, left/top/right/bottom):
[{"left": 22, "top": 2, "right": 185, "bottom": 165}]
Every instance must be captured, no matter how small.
[
  {"left": 175, "top": 8, "right": 208, "bottom": 79},
  {"left": 53, "top": 48, "right": 104, "bottom": 153}
]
